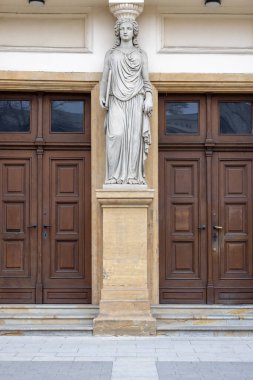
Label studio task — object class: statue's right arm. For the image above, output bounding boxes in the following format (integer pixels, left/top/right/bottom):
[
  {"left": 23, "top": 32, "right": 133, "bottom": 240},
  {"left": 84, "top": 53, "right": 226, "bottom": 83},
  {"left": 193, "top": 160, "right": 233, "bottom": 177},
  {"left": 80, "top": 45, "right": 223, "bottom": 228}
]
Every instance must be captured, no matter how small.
[{"left": 100, "top": 51, "right": 111, "bottom": 109}]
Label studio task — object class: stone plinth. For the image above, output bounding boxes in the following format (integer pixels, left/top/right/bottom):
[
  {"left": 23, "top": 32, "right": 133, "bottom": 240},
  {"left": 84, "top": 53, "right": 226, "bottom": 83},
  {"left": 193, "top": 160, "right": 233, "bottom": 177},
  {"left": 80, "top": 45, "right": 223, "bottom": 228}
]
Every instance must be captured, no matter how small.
[{"left": 93, "top": 189, "right": 156, "bottom": 336}]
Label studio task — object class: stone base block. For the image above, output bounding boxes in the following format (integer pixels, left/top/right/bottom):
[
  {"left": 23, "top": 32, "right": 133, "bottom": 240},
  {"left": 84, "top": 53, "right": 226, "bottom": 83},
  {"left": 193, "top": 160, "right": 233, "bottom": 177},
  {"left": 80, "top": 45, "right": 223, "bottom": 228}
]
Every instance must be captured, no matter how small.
[
  {"left": 93, "top": 315, "right": 156, "bottom": 336},
  {"left": 99, "top": 300, "right": 151, "bottom": 315}
]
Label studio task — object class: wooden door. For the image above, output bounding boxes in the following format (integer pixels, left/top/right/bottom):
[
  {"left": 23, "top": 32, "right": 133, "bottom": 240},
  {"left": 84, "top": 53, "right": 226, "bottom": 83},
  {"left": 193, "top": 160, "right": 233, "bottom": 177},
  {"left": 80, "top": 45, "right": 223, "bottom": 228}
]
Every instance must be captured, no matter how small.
[
  {"left": 212, "top": 152, "right": 253, "bottom": 304},
  {"left": 159, "top": 93, "right": 253, "bottom": 304},
  {"left": 159, "top": 151, "right": 207, "bottom": 303},
  {"left": 0, "top": 92, "right": 91, "bottom": 304},
  {"left": 42, "top": 151, "right": 91, "bottom": 303},
  {"left": 0, "top": 151, "right": 37, "bottom": 303}
]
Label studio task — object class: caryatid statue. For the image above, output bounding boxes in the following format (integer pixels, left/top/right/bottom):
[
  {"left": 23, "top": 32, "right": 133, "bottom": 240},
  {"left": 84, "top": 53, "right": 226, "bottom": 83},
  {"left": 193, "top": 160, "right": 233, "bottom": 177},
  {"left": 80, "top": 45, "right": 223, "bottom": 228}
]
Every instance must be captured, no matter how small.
[{"left": 100, "top": 15, "right": 153, "bottom": 185}]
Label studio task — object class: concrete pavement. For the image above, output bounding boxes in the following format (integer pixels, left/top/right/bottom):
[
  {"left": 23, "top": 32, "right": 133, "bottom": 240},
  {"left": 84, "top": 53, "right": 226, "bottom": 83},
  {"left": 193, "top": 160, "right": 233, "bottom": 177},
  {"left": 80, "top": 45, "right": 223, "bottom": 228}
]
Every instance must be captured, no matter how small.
[{"left": 0, "top": 335, "right": 252, "bottom": 379}]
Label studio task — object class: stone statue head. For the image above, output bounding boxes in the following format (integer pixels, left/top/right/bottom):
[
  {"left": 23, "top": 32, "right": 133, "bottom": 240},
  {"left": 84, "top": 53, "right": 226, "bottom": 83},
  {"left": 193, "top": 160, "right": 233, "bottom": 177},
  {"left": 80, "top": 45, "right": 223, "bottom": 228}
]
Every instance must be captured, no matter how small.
[{"left": 113, "top": 18, "right": 139, "bottom": 48}]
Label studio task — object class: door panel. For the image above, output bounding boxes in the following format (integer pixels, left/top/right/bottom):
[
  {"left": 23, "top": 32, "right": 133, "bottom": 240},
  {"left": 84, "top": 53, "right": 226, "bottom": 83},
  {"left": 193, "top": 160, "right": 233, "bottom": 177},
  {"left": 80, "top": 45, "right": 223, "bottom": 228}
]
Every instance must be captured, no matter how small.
[
  {"left": 42, "top": 151, "right": 91, "bottom": 303},
  {"left": 0, "top": 152, "right": 37, "bottom": 303},
  {"left": 213, "top": 153, "right": 253, "bottom": 303},
  {"left": 159, "top": 151, "right": 207, "bottom": 303}
]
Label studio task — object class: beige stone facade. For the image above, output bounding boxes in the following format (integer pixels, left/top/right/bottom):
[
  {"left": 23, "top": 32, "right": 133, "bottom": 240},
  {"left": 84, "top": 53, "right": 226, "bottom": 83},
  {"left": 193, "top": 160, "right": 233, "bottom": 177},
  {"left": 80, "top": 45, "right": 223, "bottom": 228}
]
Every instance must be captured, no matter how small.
[{"left": 0, "top": 0, "right": 253, "bottom": 335}]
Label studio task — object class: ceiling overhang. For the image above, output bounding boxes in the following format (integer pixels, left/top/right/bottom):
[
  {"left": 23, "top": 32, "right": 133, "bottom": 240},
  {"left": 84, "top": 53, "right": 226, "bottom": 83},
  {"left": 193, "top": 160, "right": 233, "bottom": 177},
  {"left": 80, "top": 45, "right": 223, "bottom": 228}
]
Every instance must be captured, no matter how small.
[{"left": 0, "top": 0, "right": 252, "bottom": 14}]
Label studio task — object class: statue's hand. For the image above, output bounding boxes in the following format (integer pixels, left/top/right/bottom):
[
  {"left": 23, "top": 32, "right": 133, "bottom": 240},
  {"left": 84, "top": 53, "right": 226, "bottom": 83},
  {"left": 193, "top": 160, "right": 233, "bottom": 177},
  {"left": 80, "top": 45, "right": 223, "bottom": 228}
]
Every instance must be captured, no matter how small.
[
  {"left": 143, "top": 93, "right": 153, "bottom": 117},
  {"left": 100, "top": 96, "right": 108, "bottom": 110}
]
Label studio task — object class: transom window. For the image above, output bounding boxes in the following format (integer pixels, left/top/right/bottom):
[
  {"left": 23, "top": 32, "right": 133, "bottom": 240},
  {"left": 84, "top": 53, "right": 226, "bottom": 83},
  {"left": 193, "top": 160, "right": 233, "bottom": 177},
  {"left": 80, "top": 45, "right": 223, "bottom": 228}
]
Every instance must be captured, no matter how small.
[
  {"left": 0, "top": 93, "right": 90, "bottom": 144},
  {"left": 51, "top": 100, "right": 85, "bottom": 133},
  {"left": 159, "top": 95, "right": 253, "bottom": 143},
  {"left": 0, "top": 100, "right": 30, "bottom": 133},
  {"left": 165, "top": 102, "right": 199, "bottom": 135},
  {"left": 219, "top": 102, "right": 252, "bottom": 135}
]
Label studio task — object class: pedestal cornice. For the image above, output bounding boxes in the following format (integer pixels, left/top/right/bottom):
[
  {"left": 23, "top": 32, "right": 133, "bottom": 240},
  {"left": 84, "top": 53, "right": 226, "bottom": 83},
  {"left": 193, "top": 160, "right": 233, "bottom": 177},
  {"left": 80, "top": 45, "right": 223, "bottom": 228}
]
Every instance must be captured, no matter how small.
[{"left": 96, "top": 189, "right": 154, "bottom": 206}]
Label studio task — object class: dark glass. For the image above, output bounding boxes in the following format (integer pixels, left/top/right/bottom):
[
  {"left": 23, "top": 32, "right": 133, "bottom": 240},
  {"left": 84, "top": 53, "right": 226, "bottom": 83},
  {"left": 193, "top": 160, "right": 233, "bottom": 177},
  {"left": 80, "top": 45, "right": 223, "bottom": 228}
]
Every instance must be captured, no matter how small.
[
  {"left": 0, "top": 101, "right": 30, "bottom": 132},
  {"left": 165, "top": 102, "right": 199, "bottom": 134},
  {"left": 220, "top": 102, "right": 252, "bottom": 134},
  {"left": 51, "top": 101, "right": 84, "bottom": 133}
]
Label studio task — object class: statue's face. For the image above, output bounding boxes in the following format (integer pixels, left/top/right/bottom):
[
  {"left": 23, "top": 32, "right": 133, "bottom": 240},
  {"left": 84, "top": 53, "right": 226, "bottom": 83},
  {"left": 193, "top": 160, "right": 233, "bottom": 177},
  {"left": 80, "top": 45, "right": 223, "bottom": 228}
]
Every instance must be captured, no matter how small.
[{"left": 119, "top": 22, "right": 134, "bottom": 42}]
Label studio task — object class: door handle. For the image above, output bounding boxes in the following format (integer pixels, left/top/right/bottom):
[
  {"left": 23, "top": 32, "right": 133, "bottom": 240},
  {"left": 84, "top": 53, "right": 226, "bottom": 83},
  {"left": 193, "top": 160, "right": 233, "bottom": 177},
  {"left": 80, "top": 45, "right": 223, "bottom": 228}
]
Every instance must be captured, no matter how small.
[
  {"left": 27, "top": 224, "right": 38, "bottom": 229},
  {"left": 43, "top": 224, "right": 52, "bottom": 228},
  {"left": 213, "top": 225, "right": 223, "bottom": 230},
  {"left": 198, "top": 224, "right": 206, "bottom": 230}
]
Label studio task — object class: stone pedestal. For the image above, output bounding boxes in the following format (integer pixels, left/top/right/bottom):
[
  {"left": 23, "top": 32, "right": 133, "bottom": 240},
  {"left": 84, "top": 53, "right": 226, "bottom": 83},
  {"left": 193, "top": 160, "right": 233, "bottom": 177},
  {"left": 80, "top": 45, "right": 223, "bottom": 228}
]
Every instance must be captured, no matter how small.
[{"left": 93, "top": 189, "right": 156, "bottom": 336}]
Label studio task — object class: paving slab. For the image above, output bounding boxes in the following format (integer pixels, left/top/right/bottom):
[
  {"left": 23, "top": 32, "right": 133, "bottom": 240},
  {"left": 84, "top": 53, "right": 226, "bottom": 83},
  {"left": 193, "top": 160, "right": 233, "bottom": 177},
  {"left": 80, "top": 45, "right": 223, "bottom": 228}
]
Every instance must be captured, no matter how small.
[
  {"left": 0, "top": 361, "right": 113, "bottom": 380},
  {"left": 156, "top": 362, "right": 253, "bottom": 380}
]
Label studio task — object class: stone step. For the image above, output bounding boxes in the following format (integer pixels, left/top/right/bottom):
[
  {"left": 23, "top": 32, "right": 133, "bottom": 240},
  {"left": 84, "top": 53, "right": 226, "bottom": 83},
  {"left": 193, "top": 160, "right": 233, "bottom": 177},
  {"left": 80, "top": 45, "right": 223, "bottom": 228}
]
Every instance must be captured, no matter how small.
[
  {"left": 0, "top": 305, "right": 99, "bottom": 335},
  {"left": 0, "top": 304, "right": 98, "bottom": 315},
  {"left": 154, "top": 313, "right": 253, "bottom": 320},
  {"left": 156, "top": 323, "right": 253, "bottom": 335},
  {"left": 0, "top": 325, "right": 93, "bottom": 336},
  {"left": 152, "top": 304, "right": 253, "bottom": 316},
  {"left": 157, "top": 319, "right": 253, "bottom": 328},
  {"left": 0, "top": 318, "right": 94, "bottom": 326},
  {"left": 152, "top": 305, "right": 253, "bottom": 335}
]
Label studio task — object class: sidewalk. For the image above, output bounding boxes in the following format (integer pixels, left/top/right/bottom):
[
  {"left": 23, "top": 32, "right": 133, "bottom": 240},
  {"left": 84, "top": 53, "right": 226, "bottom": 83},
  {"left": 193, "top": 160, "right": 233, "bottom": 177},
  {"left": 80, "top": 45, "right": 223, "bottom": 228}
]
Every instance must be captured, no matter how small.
[{"left": 0, "top": 335, "right": 252, "bottom": 379}]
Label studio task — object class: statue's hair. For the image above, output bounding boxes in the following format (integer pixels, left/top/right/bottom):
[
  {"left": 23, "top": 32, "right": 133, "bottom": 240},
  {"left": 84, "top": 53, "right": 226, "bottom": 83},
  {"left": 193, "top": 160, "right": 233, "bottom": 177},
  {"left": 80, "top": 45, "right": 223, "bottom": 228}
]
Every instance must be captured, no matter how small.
[{"left": 112, "top": 18, "right": 140, "bottom": 50}]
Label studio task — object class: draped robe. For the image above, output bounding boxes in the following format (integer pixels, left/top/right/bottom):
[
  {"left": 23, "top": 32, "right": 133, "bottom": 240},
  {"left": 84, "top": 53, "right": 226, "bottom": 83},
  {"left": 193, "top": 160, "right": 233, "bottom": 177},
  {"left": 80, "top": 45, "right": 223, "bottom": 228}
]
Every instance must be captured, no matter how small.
[{"left": 105, "top": 47, "right": 151, "bottom": 184}]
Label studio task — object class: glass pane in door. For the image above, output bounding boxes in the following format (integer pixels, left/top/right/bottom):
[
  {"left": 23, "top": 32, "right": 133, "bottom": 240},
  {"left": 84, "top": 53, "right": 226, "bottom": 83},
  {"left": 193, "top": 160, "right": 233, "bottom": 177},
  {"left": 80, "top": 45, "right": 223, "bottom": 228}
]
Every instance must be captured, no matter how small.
[
  {"left": 0, "top": 101, "right": 30, "bottom": 132},
  {"left": 51, "top": 101, "right": 84, "bottom": 133},
  {"left": 165, "top": 102, "right": 199, "bottom": 134},
  {"left": 220, "top": 102, "right": 252, "bottom": 134}
]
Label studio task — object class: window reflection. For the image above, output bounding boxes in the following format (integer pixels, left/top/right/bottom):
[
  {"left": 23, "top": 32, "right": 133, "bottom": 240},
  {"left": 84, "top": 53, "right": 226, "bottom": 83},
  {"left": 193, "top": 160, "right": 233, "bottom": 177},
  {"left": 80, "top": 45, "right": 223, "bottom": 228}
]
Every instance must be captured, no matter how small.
[
  {"left": 51, "top": 101, "right": 84, "bottom": 133},
  {"left": 220, "top": 102, "right": 252, "bottom": 135},
  {"left": 0, "top": 101, "right": 30, "bottom": 132},
  {"left": 165, "top": 102, "right": 199, "bottom": 134}
]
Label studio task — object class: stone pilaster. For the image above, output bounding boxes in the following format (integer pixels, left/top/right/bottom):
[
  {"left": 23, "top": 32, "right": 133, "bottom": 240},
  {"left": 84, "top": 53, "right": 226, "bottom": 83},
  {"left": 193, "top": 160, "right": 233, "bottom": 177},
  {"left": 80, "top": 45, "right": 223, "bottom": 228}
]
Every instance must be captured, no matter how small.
[{"left": 93, "top": 189, "right": 156, "bottom": 336}]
